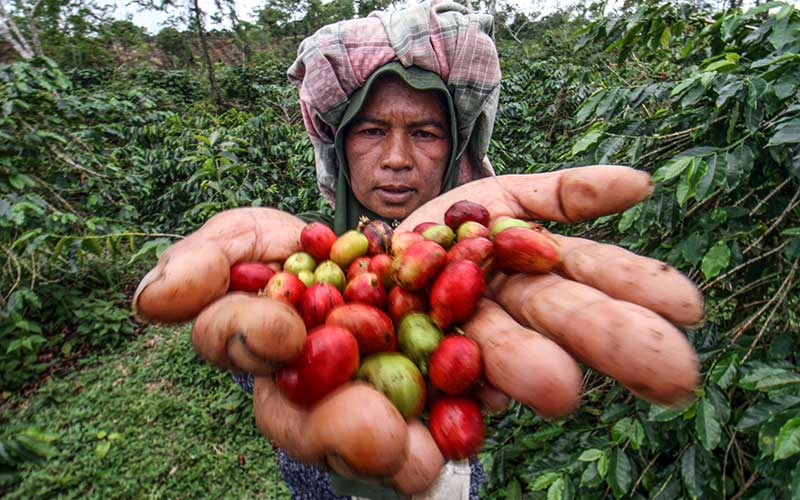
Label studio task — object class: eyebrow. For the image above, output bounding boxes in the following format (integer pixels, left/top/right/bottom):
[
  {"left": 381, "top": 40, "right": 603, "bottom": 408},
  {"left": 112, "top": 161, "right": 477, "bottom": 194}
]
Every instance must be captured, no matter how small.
[{"left": 352, "top": 115, "right": 447, "bottom": 130}]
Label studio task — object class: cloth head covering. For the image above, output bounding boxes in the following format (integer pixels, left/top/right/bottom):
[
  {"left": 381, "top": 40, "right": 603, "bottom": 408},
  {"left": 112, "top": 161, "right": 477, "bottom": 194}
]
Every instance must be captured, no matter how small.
[{"left": 288, "top": 0, "right": 501, "bottom": 232}]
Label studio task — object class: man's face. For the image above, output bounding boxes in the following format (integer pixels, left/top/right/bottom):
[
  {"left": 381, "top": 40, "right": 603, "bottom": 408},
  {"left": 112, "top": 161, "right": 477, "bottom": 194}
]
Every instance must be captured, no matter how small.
[{"left": 344, "top": 74, "right": 451, "bottom": 220}]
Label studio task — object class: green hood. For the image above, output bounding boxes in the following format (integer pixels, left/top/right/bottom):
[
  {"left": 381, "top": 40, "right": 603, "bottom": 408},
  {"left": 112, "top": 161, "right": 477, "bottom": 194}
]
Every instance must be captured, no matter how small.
[{"left": 332, "top": 62, "right": 460, "bottom": 234}]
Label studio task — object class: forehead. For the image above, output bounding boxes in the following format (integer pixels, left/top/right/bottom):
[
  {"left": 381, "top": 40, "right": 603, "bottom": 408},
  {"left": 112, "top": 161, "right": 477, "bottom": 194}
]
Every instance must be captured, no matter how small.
[{"left": 357, "top": 74, "right": 448, "bottom": 122}]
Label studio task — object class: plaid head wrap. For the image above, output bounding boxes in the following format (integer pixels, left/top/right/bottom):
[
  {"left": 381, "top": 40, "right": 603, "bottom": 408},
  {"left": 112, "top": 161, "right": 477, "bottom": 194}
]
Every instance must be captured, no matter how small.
[{"left": 288, "top": 0, "right": 500, "bottom": 209}]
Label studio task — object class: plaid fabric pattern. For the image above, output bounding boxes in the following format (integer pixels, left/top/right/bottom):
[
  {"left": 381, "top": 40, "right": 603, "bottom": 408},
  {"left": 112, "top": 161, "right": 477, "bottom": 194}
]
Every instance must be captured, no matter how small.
[{"left": 288, "top": 0, "right": 500, "bottom": 204}]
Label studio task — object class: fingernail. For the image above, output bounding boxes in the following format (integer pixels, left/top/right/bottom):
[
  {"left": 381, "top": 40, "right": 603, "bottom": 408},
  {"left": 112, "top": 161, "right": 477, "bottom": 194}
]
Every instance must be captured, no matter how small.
[{"left": 640, "top": 170, "right": 655, "bottom": 195}]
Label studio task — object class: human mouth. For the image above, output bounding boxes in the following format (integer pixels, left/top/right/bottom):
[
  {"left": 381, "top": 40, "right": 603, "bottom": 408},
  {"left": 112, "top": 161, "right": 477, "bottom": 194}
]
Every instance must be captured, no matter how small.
[{"left": 375, "top": 185, "right": 416, "bottom": 204}]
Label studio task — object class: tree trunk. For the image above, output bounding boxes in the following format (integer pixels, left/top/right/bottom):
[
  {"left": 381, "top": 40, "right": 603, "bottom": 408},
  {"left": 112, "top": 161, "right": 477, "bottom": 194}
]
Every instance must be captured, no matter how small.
[
  {"left": 25, "top": 0, "right": 44, "bottom": 56},
  {"left": 192, "top": 0, "right": 223, "bottom": 109},
  {"left": 0, "top": 1, "right": 34, "bottom": 59}
]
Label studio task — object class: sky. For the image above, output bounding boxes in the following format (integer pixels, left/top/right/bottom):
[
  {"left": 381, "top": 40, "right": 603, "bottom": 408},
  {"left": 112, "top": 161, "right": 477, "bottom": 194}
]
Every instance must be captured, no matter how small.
[
  {"left": 110, "top": 0, "right": 786, "bottom": 34},
  {"left": 110, "top": 0, "right": 626, "bottom": 35}
]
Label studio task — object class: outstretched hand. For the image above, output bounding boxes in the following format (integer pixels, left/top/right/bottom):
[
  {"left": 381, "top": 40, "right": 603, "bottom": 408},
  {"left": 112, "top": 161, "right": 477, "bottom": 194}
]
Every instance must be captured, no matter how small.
[
  {"left": 400, "top": 165, "right": 703, "bottom": 409},
  {"left": 133, "top": 166, "right": 704, "bottom": 407}
]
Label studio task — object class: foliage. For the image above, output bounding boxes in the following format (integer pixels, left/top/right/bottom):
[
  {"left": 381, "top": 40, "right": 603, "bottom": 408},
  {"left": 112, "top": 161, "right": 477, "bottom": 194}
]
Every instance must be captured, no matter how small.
[
  {"left": 0, "top": 427, "right": 58, "bottom": 486},
  {"left": 0, "top": 57, "right": 323, "bottom": 390},
  {"left": 480, "top": 2, "right": 800, "bottom": 499},
  {"left": 0, "top": 325, "right": 289, "bottom": 498},
  {"left": 156, "top": 27, "right": 195, "bottom": 68},
  {"left": 1, "top": 0, "right": 799, "bottom": 498}
]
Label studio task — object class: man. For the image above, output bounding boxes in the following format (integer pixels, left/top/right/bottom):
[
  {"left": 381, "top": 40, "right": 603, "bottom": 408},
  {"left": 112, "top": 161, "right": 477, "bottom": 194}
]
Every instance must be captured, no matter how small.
[{"left": 133, "top": 1, "right": 703, "bottom": 498}]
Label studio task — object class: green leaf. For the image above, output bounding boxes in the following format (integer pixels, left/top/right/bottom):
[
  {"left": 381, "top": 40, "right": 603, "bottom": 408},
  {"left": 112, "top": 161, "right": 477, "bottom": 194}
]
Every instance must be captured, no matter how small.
[
  {"left": 773, "top": 73, "right": 797, "bottom": 99},
  {"left": 531, "top": 471, "right": 560, "bottom": 491},
  {"left": 711, "top": 352, "right": 739, "bottom": 389},
  {"left": 595, "top": 136, "right": 626, "bottom": 163},
  {"left": 578, "top": 449, "right": 604, "bottom": 462},
  {"left": 671, "top": 75, "right": 699, "bottom": 97},
  {"left": 681, "top": 445, "right": 702, "bottom": 499},
  {"left": 52, "top": 236, "right": 73, "bottom": 260},
  {"left": 769, "top": 17, "right": 794, "bottom": 50},
  {"left": 618, "top": 205, "right": 641, "bottom": 232},
  {"left": 648, "top": 403, "right": 686, "bottom": 422},
  {"left": 597, "top": 451, "right": 609, "bottom": 478},
  {"left": 9, "top": 174, "right": 37, "bottom": 190},
  {"left": 715, "top": 80, "right": 743, "bottom": 108},
  {"left": 595, "top": 89, "right": 621, "bottom": 117},
  {"left": 660, "top": 26, "right": 670, "bottom": 47},
  {"left": 521, "top": 425, "right": 564, "bottom": 448},
  {"left": 676, "top": 173, "right": 692, "bottom": 207},
  {"left": 707, "top": 385, "right": 731, "bottom": 424},
  {"left": 740, "top": 367, "right": 800, "bottom": 391},
  {"left": 127, "top": 237, "right": 173, "bottom": 265},
  {"left": 701, "top": 241, "right": 730, "bottom": 280},
  {"left": 786, "top": 237, "right": 800, "bottom": 259},
  {"left": 571, "top": 130, "right": 603, "bottom": 156},
  {"left": 10, "top": 228, "right": 43, "bottom": 251},
  {"left": 506, "top": 479, "right": 522, "bottom": 500},
  {"left": 768, "top": 118, "right": 800, "bottom": 146},
  {"left": 81, "top": 238, "right": 103, "bottom": 256},
  {"left": 575, "top": 92, "right": 603, "bottom": 123},
  {"left": 696, "top": 154, "right": 725, "bottom": 200},
  {"left": 725, "top": 143, "right": 754, "bottom": 191},
  {"left": 696, "top": 398, "right": 722, "bottom": 451},
  {"left": 737, "top": 396, "right": 800, "bottom": 431},
  {"left": 580, "top": 462, "right": 602, "bottom": 488},
  {"left": 95, "top": 440, "right": 111, "bottom": 459},
  {"left": 653, "top": 156, "right": 693, "bottom": 183},
  {"left": 547, "top": 477, "right": 565, "bottom": 500},
  {"left": 15, "top": 434, "right": 56, "bottom": 458},
  {"left": 607, "top": 448, "right": 633, "bottom": 497},
  {"left": 611, "top": 418, "right": 644, "bottom": 449},
  {"left": 774, "top": 417, "right": 800, "bottom": 461},
  {"left": 683, "top": 233, "right": 709, "bottom": 266},
  {"left": 703, "top": 59, "right": 734, "bottom": 73}
]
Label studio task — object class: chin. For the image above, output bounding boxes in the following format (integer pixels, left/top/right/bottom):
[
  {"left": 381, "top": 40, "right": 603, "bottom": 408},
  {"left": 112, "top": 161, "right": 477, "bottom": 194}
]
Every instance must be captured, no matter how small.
[
  {"left": 374, "top": 207, "right": 412, "bottom": 220},
  {"left": 368, "top": 202, "right": 415, "bottom": 221}
]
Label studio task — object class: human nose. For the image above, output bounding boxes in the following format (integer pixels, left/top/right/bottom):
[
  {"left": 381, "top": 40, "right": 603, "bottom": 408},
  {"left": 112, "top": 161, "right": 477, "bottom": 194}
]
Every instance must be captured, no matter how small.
[{"left": 381, "top": 131, "right": 413, "bottom": 171}]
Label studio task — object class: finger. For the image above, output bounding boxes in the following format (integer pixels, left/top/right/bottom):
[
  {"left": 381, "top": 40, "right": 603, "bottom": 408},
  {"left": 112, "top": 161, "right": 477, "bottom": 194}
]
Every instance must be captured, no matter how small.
[
  {"left": 253, "top": 376, "right": 323, "bottom": 464},
  {"left": 472, "top": 380, "right": 511, "bottom": 415},
  {"left": 553, "top": 234, "right": 705, "bottom": 326},
  {"left": 133, "top": 207, "right": 305, "bottom": 323},
  {"left": 462, "top": 298, "right": 582, "bottom": 418},
  {"left": 397, "top": 166, "right": 653, "bottom": 231},
  {"left": 491, "top": 273, "right": 699, "bottom": 407},
  {"left": 191, "top": 294, "right": 306, "bottom": 374},
  {"left": 193, "top": 207, "right": 306, "bottom": 264},
  {"left": 133, "top": 238, "right": 229, "bottom": 323},
  {"left": 391, "top": 420, "right": 445, "bottom": 496},
  {"left": 308, "top": 382, "right": 408, "bottom": 477}
]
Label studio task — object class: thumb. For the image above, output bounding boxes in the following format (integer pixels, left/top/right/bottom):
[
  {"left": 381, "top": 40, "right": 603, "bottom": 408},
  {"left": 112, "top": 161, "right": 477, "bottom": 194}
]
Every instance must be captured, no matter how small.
[
  {"left": 133, "top": 207, "right": 306, "bottom": 323},
  {"left": 133, "top": 237, "right": 229, "bottom": 323}
]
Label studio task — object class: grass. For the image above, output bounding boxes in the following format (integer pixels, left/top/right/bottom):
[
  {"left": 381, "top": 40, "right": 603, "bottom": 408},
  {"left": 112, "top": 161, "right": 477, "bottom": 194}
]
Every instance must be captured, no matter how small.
[{"left": 0, "top": 324, "right": 290, "bottom": 499}]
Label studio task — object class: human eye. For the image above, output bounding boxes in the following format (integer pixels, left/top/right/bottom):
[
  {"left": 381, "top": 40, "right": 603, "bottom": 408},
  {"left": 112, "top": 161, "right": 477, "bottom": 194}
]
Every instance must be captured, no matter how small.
[
  {"left": 413, "top": 129, "right": 438, "bottom": 139},
  {"left": 360, "top": 128, "right": 384, "bottom": 136}
]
